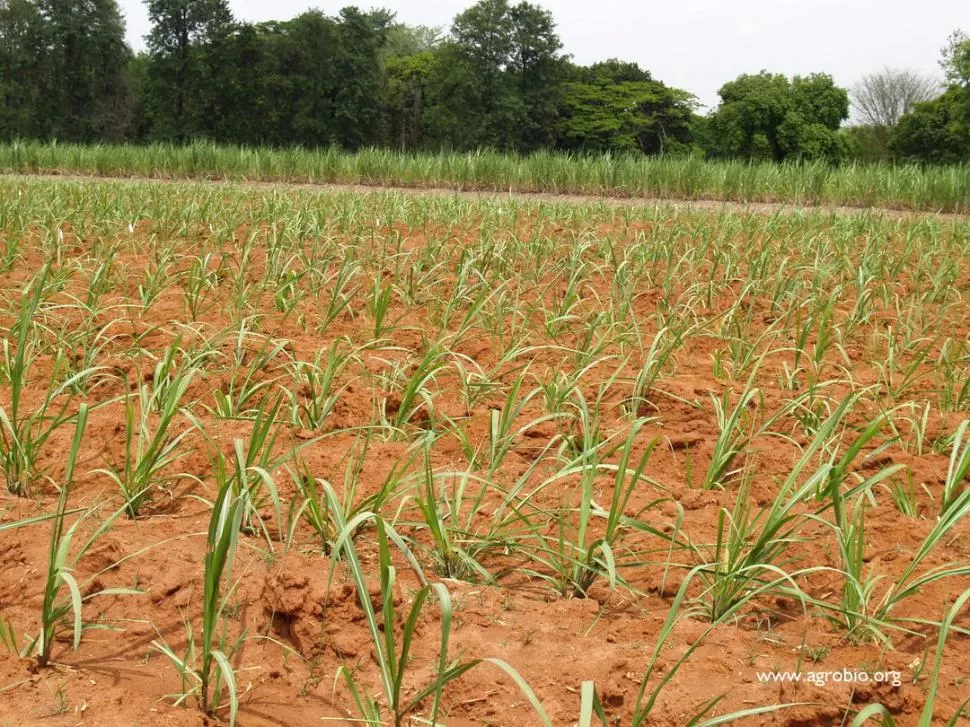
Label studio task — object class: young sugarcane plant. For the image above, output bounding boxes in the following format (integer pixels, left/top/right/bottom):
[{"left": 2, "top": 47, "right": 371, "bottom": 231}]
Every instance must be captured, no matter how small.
[
  {"left": 288, "top": 339, "right": 358, "bottom": 429},
  {"left": 182, "top": 252, "right": 221, "bottom": 320},
  {"left": 410, "top": 433, "right": 513, "bottom": 584},
  {"left": 686, "top": 396, "right": 864, "bottom": 622},
  {"left": 379, "top": 343, "right": 448, "bottom": 435},
  {"left": 702, "top": 385, "right": 759, "bottom": 490},
  {"left": 485, "top": 367, "right": 562, "bottom": 474},
  {"left": 521, "top": 418, "right": 677, "bottom": 599},
  {"left": 153, "top": 472, "right": 246, "bottom": 726},
  {"left": 629, "top": 560, "right": 806, "bottom": 726},
  {"left": 97, "top": 364, "right": 196, "bottom": 518},
  {"left": 863, "top": 483, "right": 970, "bottom": 632},
  {"left": 624, "top": 325, "right": 690, "bottom": 417},
  {"left": 289, "top": 430, "right": 420, "bottom": 555},
  {"left": 0, "top": 266, "right": 98, "bottom": 495},
  {"left": 568, "top": 424, "right": 671, "bottom": 598},
  {"left": 942, "top": 419, "right": 970, "bottom": 515},
  {"left": 210, "top": 326, "right": 290, "bottom": 419},
  {"left": 226, "top": 436, "right": 282, "bottom": 544},
  {"left": 28, "top": 405, "right": 137, "bottom": 666},
  {"left": 326, "top": 483, "right": 478, "bottom": 727},
  {"left": 192, "top": 394, "right": 293, "bottom": 546}
]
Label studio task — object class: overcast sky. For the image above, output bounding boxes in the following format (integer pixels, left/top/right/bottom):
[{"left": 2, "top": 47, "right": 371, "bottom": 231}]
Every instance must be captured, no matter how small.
[{"left": 117, "top": 0, "right": 965, "bottom": 111}]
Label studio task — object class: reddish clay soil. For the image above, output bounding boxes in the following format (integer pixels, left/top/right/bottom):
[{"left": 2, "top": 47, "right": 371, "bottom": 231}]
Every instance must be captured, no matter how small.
[{"left": 0, "top": 199, "right": 968, "bottom": 727}]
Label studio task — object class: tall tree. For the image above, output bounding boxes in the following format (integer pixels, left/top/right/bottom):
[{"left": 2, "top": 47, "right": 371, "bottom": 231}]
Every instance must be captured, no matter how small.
[
  {"left": 891, "top": 87, "right": 970, "bottom": 163},
  {"left": 708, "top": 72, "right": 793, "bottom": 160},
  {"left": 143, "top": 0, "right": 233, "bottom": 140},
  {"left": 892, "top": 30, "right": 970, "bottom": 163},
  {"left": 0, "top": 0, "right": 44, "bottom": 138},
  {"left": 381, "top": 22, "right": 440, "bottom": 61},
  {"left": 434, "top": 0, "right": 565, "bottom": 151},
  {"left": 940, "top": 29, "right": 970, "bottom": 87},
  {"left": 32, "top": 0, "right": 131, "bottom": 140},
  {"left": 557, "top": 60, "right": 695, "bottom": 155},
  {"left": 332, "top": 7, "right": 392, "bottom": 149},
  {"left": 707, "top": 71, "right": 848, "bottom": 162},
  {"left": 849, "top": 68, "right": 940, "bottom": 160},
  {"left": 124, "top": 51, "right": 152, "bottom": 141},
  {"left": 281, "top": 11, "right": 343, "bottom": 146},
  {"left": 382, "top": 23, "right": 442, "bottom": 150},
  {"left": 852, "top": 68, "right": 940, "bottom": 128},
  {"left": 196, "top": 8, "right": 393, "bottom": 148},
  {"left": 446, "top": 0, "right": 516, "bottom": 148},
  {"left": 508, "top": 2, "right": 565, "bottom": 150},
  {"left": 208, "top": 21, "right": 266, "bottom": 144},
  {"left": 209, "top": 12, "right": 341, "bottom": 147},
  {"left": 385, "top": 49, "right": 438, "bottom": 150}
]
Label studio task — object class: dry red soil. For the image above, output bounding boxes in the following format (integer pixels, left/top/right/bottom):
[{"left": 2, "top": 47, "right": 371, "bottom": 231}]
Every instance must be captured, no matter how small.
[{"left": 0, "top": 200, "right": 968, "bottom": 726}]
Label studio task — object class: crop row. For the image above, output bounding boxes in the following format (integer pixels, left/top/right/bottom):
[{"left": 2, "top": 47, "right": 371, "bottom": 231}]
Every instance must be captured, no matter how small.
[{"left": 2, "top": 142, "right": 970, "bottom": 212}]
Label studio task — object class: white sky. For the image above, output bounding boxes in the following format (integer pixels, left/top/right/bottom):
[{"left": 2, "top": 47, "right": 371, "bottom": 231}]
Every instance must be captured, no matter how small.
[{"left": 117, "top": 0, "right": 966, "bottom": 111}]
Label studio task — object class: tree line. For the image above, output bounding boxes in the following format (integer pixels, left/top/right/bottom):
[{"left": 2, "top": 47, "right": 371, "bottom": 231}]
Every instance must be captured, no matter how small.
[{"left": 1, "top": 0, "right": 967, "bottom": 164}]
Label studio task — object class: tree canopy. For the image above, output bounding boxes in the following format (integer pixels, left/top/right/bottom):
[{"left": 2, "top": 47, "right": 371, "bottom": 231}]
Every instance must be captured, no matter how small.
[
  {"left": 557, "top": 61, "right": 695, "bottom": 155},
  {"left": 889, "top": 30, "right": 970, "bottom": 163},
  {"left": 0, "top": 0, "right": 965, "bottom": 166},
  {"left": 1, "top": 0, "right": 131, "bottom": 141},
  {"left": 707, "top": 72, "right": 849, "bottom": 162}
]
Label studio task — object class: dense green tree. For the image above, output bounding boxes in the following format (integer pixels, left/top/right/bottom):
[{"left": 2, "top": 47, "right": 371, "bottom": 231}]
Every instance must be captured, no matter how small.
[
  {"left": 557, "top": 61, "right": 695, "bottom": 155},
  {"left": 583, "top": 59, "right": 653, "bottom": 84},
  {"left": 709, "top": 72, "right": 792, "bottom": 160},
  {"left": 277, "top": 12, "right": 343, "bottom": 146},
  {"left": 385, "top": 50, "right": 438, "bottom": 150},
  {"left": 143, "top": 0, "right": 233, "bottom": 140},
  {"left": 442, "top": 0, "right": 517, "bottom": 148},
  {"left": 431, "top": 0, "right": 565, "bottom": 151},
  {"left": 707, "top": 71, "right": 848, "bottom": 161},
  {"left": 207, "top": 21, "right": 267, "bottom": 144},
  {"left": 124, "top": 51, "right": 152, "bottom": 141},
  {"left": 332, "top": 7, "right": 392, "bottom": 149},
  {"left": 890, "top": 30, "right": 970, "bottom": 164},
  {"left": 381, "top": 23, "right": 443, "bottom": 150},
  {"left": 2, "top": 0, "right": 133, "bottom": 141},
  {"left": 381, "top": 22, "right": 440, "bottom": 60},
  {"left": 891, "top": 86, "right": 970, "bottom": 164},
  {"left": 841, "top": 124, "right": 890, "bottom": 163},
  {"left": 0, "top": 0, "right": 44, "bottom": 138},
  {"left": 7, "top": 0, "right": 967, "bottom": 166},
  {"left": 213, "top": 13, "right": 343, "bottom": 146},
  {"left": 507, "top": 2, "right": 566, "bottom": 150},
  {"left": 189, "top": 8, "right": 391, "bottom": 148},
  {"left": 790, "top": 74, "right": 850, "bottom": 131},
  {"left": 27, "top": 0, "right": 132, "bottom": 141}
]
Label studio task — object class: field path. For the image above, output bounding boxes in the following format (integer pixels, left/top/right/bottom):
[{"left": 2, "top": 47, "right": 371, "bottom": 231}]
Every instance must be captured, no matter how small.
[{"left": 6, "top": 171, "right": 970, "bottom": 220}]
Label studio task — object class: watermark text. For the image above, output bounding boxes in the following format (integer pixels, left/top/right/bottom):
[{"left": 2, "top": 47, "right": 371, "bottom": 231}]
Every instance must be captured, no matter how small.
[{"left": 755, "top": 669, "right": 902, "bottom": 687}]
